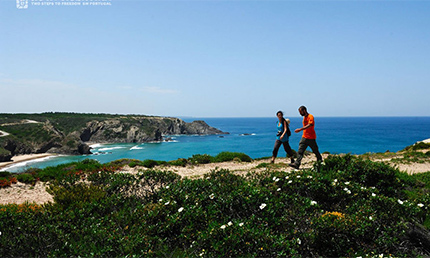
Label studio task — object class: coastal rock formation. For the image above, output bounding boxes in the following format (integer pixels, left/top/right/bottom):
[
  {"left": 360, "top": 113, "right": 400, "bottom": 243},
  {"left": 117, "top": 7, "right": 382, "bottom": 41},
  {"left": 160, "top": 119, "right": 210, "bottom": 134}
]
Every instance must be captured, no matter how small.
[
  {"left": 80, "top": 119, "right": 163, "bottom": 143},
  {"left": 0, "top": 151, "right": 12, "bottom": 162},
  {"left": 79, "top": 117, "right": 226, "bottom": 144},
  {"left": 0, "top": 114, "right": 227, "bottom": 158}
]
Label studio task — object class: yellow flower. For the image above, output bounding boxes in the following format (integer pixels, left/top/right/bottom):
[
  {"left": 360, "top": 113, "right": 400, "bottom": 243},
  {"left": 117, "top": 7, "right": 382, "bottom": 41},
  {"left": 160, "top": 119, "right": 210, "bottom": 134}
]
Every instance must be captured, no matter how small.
[{"left": 322, "top": 211, "right": 345, "bottom": 219}]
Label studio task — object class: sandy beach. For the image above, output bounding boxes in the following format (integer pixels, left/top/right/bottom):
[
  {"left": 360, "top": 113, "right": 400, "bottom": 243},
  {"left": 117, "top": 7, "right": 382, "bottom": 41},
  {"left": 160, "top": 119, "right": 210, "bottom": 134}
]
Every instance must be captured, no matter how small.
[{"left": 0, "top": 153, "right": 56, "bottom": 171}]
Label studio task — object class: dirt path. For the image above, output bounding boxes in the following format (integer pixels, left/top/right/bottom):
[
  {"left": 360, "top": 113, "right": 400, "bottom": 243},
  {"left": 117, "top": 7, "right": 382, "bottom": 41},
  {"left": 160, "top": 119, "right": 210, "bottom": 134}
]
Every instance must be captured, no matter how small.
[
  {"left": 0, "top": 130, "right": 10, "bottom": 137},
  {"left": 2, "top": 153, "right": 429, "bottom": 205}
]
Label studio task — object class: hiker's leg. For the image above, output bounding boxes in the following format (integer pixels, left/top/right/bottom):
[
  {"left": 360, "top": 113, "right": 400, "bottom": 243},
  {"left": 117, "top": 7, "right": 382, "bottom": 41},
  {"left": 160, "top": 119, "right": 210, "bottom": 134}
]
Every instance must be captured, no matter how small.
[
  {"left": 272, "top": 140, "right": 282, "bottom": 162},
  {"left": 294, "top": 138, "right": 308, "bottom": 167},
  {"left": 282, "top": 141, "right": 295, "bottom": 163},
  {"left": 308, "top": 139, "right": 323, "bottom": 162}
]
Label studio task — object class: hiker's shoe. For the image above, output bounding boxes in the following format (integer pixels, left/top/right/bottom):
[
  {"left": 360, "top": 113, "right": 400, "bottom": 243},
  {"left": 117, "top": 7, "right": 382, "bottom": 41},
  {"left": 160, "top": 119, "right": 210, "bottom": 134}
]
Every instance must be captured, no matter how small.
[{"left": 289, "top": 163, "right": 299, "bottom": 169}]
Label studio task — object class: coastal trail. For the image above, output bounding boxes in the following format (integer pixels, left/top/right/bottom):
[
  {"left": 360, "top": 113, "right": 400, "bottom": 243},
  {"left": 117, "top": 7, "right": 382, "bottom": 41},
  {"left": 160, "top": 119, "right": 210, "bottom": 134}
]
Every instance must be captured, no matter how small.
[
  {"left": 1, "top": 153, "right": 429, "bottom": 205},
  {"left": 0, "top": 119, "right": 41, "bottom": 137}
]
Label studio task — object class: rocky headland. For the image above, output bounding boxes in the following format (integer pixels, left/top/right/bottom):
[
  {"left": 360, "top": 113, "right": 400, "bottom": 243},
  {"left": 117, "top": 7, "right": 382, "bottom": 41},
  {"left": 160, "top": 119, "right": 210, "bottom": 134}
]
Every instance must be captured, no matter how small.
[{"left": 0, "top": 113, "right": 228, "bottom": 162}]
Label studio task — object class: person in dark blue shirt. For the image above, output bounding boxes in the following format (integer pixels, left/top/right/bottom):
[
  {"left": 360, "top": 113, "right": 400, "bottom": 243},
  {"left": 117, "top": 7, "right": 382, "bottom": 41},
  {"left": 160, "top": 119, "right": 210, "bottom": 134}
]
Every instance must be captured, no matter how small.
[{"left": 271, "top": 111, "right": 295, "bottom": 164}]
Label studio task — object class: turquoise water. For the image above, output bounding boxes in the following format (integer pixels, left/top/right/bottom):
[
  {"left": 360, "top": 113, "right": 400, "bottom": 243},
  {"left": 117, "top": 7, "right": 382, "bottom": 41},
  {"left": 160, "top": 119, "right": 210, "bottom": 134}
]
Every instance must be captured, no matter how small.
[{"left": 2, "top": 117, "right": 430, "bottom": 172}]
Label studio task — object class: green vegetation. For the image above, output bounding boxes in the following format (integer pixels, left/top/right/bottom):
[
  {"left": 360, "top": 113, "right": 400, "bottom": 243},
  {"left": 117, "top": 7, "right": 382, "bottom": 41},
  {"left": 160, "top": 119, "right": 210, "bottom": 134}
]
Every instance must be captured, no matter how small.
[
  {"left": 403, "top": 142, "right": 430, "bottom": 152},
  {"left": 0, "top": 147, "right": 11, "bottom": 156},
  {"left": 0, "top": 123, "right": 55, "bottom": 143},
  {"left": 188, "top": 152, "right": 253, "bottom": 164},
  {"left": 123, "top": 152, "right": 253, "bottom": 169},
  {"left": 1, "top": 154, "right": 430, "bottom": 257},
  {"left": 0, "top": 171, "right": 17, "bottom": 187},
  {"left": 359, "top": 142, "right": 430, "bottom": 166}
]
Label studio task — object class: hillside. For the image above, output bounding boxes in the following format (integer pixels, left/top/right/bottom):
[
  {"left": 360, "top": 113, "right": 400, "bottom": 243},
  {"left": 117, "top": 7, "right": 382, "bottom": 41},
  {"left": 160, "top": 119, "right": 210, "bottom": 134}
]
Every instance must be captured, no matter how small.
[
  {"left": 0, "top": 113, "right": 227, "bottom": 162},
  {"left": 0, "top": 147, "right": 429, "bottom": 256}
]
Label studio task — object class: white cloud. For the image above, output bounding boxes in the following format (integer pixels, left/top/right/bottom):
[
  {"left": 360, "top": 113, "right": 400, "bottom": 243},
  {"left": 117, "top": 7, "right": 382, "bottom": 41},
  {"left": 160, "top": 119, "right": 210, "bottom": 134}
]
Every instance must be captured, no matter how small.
[
  {"left": 142, "top": 86, "right": 179, "bottom": 94},
  {"left": 0, "top": 78, "right": 153, "bottom": 114}
]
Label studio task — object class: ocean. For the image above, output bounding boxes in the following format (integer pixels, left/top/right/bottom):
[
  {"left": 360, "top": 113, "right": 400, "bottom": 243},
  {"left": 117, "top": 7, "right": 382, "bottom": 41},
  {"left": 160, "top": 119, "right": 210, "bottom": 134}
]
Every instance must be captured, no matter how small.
[{"left": 2, "top": 117, "right": 430, "bottom": 172}]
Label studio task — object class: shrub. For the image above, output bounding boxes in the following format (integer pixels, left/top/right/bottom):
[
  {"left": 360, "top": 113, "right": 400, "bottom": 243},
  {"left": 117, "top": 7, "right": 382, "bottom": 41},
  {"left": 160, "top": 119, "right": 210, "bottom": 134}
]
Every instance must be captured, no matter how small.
[
  {"left": 47, "top": 183, "right": 107, "bottom": 209},
  {"left": 214, "top": 152, "right": 252, "bottom": 162},
  {"left": 403, "top": 142, "right": 430, "bottom": 151},
  {"left": 16, "top": 173, "right": 37, "bottom": 184},
  {"left": 0, "top": 178, "right": 11, "bottom": 187},
  {"left": 169, "top": 158, "right": 188, "bottom": 167},
  {"left": 188, "top": 154, "right": 213, "bottom": 164},
  {"left": 1, "top": 155, "right": 429, "bottom": 257},
  {"left": 0, "top": 171, "right": 11, "bottom": 177},
  {"left": 141, "top": 159, "right": 159, "bottom": 168}
]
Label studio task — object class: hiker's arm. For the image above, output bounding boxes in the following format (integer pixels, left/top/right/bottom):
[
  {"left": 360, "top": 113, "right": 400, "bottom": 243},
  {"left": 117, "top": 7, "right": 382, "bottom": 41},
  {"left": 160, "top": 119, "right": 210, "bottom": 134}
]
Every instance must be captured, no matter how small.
[{"left": 294, "top": 123, "right": 313, "bottom": 133}]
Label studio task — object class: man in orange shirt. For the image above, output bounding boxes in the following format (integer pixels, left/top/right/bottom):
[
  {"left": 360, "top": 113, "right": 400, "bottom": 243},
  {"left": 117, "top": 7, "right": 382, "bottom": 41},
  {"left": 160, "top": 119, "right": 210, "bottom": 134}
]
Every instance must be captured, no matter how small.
[{"left": 289, "top": 106, "right": 322, "bottom": 169}]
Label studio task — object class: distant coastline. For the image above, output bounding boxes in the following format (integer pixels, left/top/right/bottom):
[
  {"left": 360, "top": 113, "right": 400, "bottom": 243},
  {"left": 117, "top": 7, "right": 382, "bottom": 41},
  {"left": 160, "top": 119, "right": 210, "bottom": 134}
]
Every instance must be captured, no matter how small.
[{"left": 1, "top": 138, "right": 429, "bottom": 173}]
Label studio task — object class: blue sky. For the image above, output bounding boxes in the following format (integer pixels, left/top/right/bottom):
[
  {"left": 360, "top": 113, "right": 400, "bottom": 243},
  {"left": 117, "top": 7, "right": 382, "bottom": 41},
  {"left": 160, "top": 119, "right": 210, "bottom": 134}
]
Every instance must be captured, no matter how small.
[{"left": 1, "top": 0, "right": 429, "bottom": 118}]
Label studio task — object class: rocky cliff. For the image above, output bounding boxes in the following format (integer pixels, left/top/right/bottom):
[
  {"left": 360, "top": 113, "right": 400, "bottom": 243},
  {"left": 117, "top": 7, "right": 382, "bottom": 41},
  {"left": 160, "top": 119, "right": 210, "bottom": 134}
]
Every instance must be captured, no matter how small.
[{"left": 0, "top": 114, "right": 228, "bottom": 161}]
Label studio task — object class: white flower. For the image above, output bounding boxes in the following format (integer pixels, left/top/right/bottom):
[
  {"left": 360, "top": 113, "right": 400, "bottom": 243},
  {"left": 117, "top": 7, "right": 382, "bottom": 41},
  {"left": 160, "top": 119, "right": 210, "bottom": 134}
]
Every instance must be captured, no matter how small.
[
  {"left": 220, "top": 225, "right": 226, "bottom": 229},
  {"left": 285, "top": 176, "right": 289, "bottom": 179},
  {"left": 164, "top": 201, "right": 170, "bottom": 205},
  {"left": 343, "top": 188, "right": 351, "bottom": 194},
  {"left": 372, "top": 193, "right": 376, "bottom": 197},
  {"left": 369, "top": 216, "right": 373, "bottom": 220},
  {"left": 308, "top": 176, "right": 313, "bottom": 179},
  {"left": 288, "top": 180, "right": 293, "bottom": 184},
  {"left": 297, "top": 238, "right": 301, "bottom": 245},
  {"left": 296, "top": 175, "right": 301, "bottom": 178},
  {"left": 379, "top": 254, "right": 384, "bottom": 258},
  {"left": 228, "top": 221, "right": 233, "bottom": 226},
  {"left": 259, "top": 203, "right": 267, "bottom": 210},
  {"left": 398, "top": 199, "right": 404, "bottom": 205},
  {"left": 277, "top": 188, "right": 281, "bottom": 192},
  {"left": 159, "top": 199, "right": 163, "bottom": 202},
  {"left": 345, "top": 182, "right": 350, "bottom": 185},
  {"left": 209, "top": 194, "right": 215, "bottom": 199},
  {"left": 273, "top": 176, "right": 277, "bottom": 181},
  {"left": 239, "top": 222, "right": 244, "bottom": 227},
  {"left": 310, "top": 201, "right": 317, "bottom": 206},
  {"left": 334, "top": 179, "right": 338, "bottom": 183},
  {"left": 275, "top": 178, "right": 280, "bottom": 182},
  {"left": 166, "top": 185, "right": 170, "bottom": 189},
  {"left": 178, "top": 207, "right": 184, "bottom": 213},
  {"left": 418, "top": 203, "right": 424, "bottom": 208}
]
